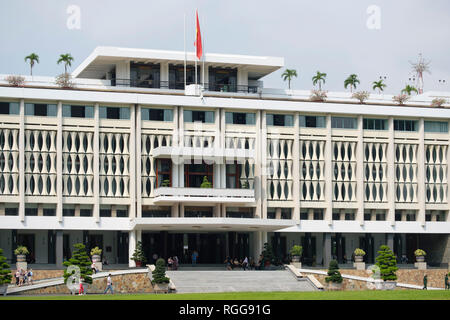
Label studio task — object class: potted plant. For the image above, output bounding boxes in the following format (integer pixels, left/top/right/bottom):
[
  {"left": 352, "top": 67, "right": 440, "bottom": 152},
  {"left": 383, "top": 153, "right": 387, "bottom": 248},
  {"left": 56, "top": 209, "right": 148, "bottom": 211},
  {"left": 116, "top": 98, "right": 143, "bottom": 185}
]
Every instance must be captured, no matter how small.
[
  {"left": 289, "top": 245, "right": 303, "bottom": 264},
  {"left": 431, "top": 98, "right": 447, "bottom": 108},
  {"left": 374, "top": 245, "right": 398, "bottom": 290},
  {"left": 325, "top": 260, "right": 343, "bottom": 290},
  {"left": 131, "top": 241, "right": 147, "bottom": 267},
  {"left": 14, "top": 246, "right": 29, "bottom": 270},
  {"left": 310, "top": 89, "right": 327, "bottom": 102},
  {"left": 6, "top": 75, "right": 25, "bottom": 87},
  {"left": 152, "top": 258, "right": 170, "bottom": 293},
  {"left": 241, "top": 180, "right": 250, "bottom": 189},
  {"left": 261, "top": 242, "right": 276, "bottom": 269},
  {"left": 90, "top": 246, "right": 102, "bottom": 271},
  {"left": 354, "top": 248, "right": 366, "bottom": 263},
  {"left": 414, "top": 249, "right": 426, "bottom": 262},
  {"left": 352, "top": 91, "right": 370, "bottom": 104},
  {"left": 0, "top": 248, "right": 12, "bottom": 296},
  {"left": 200, "top": 176, "right": 212, "bottom": 188},
  {"left": 161, "top": 179, "right": 170, "bottom": 187}
]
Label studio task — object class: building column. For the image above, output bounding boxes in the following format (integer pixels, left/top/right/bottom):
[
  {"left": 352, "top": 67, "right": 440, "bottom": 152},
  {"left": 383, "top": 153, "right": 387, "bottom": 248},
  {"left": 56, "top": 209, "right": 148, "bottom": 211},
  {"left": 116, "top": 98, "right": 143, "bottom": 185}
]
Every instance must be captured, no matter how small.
[
  {"left": 325, "top": 115, "right": 333, "bottom": 225},
  {"left": 386, "top": 233, "right": 394, "bottom": 249},
  {"left": 417, "top": 118, "right": 426, "bottom": 226},
  {"left": 136, "top": 104, "right": 142, "bottom": 218},
  {"left": 171, "top": 204, "right": 179, "bottom": 217},
  {"left": 307, "top": 208, "right": 314, "bottom": 220},
  {"left": 261, "top": 111, "right": 268, "bottom": 219},
  {"left": 387, "top": 117, "right": 396, "bottom": 225},
  {"left": 56, "top": 230, "right": 63, "bottom": 267},
  {"left": 356, "top": 115, "right": 364, "bottom": 225},
  {"left": 128, "top": 230, "right": 136, "bottom": 267},
  {"left": 254, "top": 110, "right": 262, "bottom": 218},
  {"left": 129, "top": 104, "right": 137, "bottom": 220},
  {"left": 323, "top": 233, "right": 332, "bottom": 267},
  {"left": 19, "top": 99, "right": 25, "bottom": 221},
  {"left": 93, "top": 103, "right": 100, "bottom": 222},
  {"left": 293, "top": 112, "right": 300, "bottom": 221},
  {"left": 178, "top": 106, "right": 184, "bottom": 188},
  {"left": 275, "top": 208, "right": 281, "bottom": 220},
  {"left": 56, "top": 101, "right": 63, "bottom": 222},
  {"left": 160, "top": 61, "right": 169, "bottom": 87}
]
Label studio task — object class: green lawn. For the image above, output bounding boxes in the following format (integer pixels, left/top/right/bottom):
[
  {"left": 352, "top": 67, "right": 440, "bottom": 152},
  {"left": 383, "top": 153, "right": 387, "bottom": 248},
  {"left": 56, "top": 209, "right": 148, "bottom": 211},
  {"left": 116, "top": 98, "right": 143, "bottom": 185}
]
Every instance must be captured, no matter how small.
[{"left": 2, "top": 290, "right": 450, "bottom": 300}]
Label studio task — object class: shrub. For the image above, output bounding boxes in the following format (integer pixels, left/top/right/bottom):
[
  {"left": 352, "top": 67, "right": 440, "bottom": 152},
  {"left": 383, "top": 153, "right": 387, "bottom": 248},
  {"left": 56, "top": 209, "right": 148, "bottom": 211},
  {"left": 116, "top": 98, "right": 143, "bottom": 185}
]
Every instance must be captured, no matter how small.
[
  {"left": 261, "top": 242, "right": 276, "bottom": 266},
  {"left": 354, "top": 248, "right": 366, "bottom": 256},
  {"left": 431, "top": 98, "right": 447, "bottom": 108},
  {"left": 63, "top": 243, "right": 93, "bottom": 284},
  {"left": 200, "top": 176, "right": 212, "bottom": 188},
  {"left": 392, "top": 94, "right": 409, "bottom": 105},
  {"left": 241, "top": 180, "right": 249, "bottom": 189},
  {"left": 131, "top": 241, "right": 147, "bottom": 263},
  {"left": 6, "top": 75, "right": 25, "bottom": 87},
  {"left": 161, "top": 179, "right": 170, "bottom": 187},
  {"left": 375, "top": 245, "right": 398, "bottom": 281},
  {"left": 310, "top": 89, "right": 327, "bottom": 102},
  {"left": 414, "top": 249, "right": 426, "bottom": 257},
  {"left": 55, "top": 73, "right": 75, "bottom": 89},
  {"left": 325, "top": 260, "right": 343, "bottom": 283},
  {"left": 90, "top": 246, "right": 102, "bottom": 256},
  {"left": 152, "top": 258, "right": 170, "bottom": 284},
  {"left": 0, "top": 248, "right": 12, "bottom": 285},
  {"left": 352, "top": 91, "right": 370, "bottom": 104},
  {"left": 289, "top": 245, "right": 303, "bottom": 257},
  {"left": 14, "top": 246, "right": 29, "bottom": 255}
]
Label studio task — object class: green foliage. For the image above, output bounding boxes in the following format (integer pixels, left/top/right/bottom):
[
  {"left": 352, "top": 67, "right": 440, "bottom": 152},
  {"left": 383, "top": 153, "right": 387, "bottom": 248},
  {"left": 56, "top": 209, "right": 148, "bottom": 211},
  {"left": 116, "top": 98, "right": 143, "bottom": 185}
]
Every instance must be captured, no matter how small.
[
  {"left": 24, "top": 53, "right": 39, "bottom": 76},
  {"left": 401, "top": 84, "right": 418, "bottom": 96},
  {"left": 63, "top": 243, "right": 93, "bottom": 284},
  {"left": 312, "top": 71, "right": 327, "bottom": 91},
  {"left": 161, "top": 179, "right": 171, "bottom": 187},
  {"left": 200, "top": 176, "right": 212, "bottom": 188},
  {"left": 289, "top": 245, "right": 303, "bottom": 257},
  {"left": 281, "top": 69, "right": 298, "bottom": 89},
  {"left": 90, "top": 246, "right": 102, "bottom": 256},
  {"left": 372, "top": 79, "right": 386, "bottom": 93},
  {"left": 261, "top": 242, "right": 275, "bottom": 266},
  {"left": 131, "top": 241, "right": 147, "bottom": 263},
  {"left": 375, "top": 245, "right": 398, "bottom": 281},
  {"left": 354, "top": 248, "right": 366, "bottom": 256},
  {"left": 0, "top": 248, "right": 12, "bottom": 285},
  {"left": 152, "top": 258, "right": 170, "bottom": 284},
  {"left": 414, "top": 249, "right": 426, "bottom": 257},
  {"left": 325, "top": 260, "right": 343, "bottom": 283},
  {"left": 241, "top": 180, "right": 249, "bottom": 189},
  {"left": 344, "top": 74, "right": 360, "bottom": 92},
  {"left": 57, "top": 53, "right": 74, "bottom": 73},
  {"left": 14, "top": 246, "right": 29, "bottom": 255}
]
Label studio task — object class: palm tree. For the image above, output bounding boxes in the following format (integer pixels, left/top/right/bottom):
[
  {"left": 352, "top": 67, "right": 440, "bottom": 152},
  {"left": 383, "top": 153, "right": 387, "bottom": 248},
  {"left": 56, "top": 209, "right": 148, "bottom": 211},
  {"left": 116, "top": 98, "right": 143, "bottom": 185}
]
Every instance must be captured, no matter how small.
[
  {"left": 24, "top": 53, "right": 39, "bottom": 76},
  {"left": 344, "top": 74, "right": 360, "bottom": 93},
  {"left": 372, "top": 80, "right": 386, "bottom": 94},
  {"left": 312, "top": 71, "right": 327, "bottom": 91},
  {"left": 281, "top": 69, "right": 298, "bottom": 89},
  {"left": 401, "top": 84, "right": 418, "bottom": 96},
  {"left": 57, "top": 53, "right": 74, "bottom": 74}
]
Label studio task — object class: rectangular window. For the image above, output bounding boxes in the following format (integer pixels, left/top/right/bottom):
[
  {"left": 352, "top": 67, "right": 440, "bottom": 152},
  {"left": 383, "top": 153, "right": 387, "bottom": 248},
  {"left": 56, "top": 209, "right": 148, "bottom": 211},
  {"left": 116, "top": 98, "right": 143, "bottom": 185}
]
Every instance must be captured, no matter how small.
[
  {"left": 267, "top": 114, "right": 293, "bottom": 127},
  {"left": 156, "top": 159, "right": 172, "bottom": 187},
  {"left": 25, "top": 206, "right": 38, "bottom": 216},
  {"left": 25, "top": 103, "right": 57, "bottom": 117},
  {"left": 394, "top": 120, "right": 418, "bottom": 132},
  {"left": 0, "top": 102, "right": 19, "bottom": 115},
  {"left": 43, "top": 209, "right": 56, "bottom": 216},
  {"left": 184, "top": 110, "right": 214, "bottom": 123},
  {"left": 299, "top": 115, "right": 326, "bottom": 128},
  {"left": 313, "top": 210, "right": 323, "bottom": 220},
  {"left": 80, "top": 209, "right": 92, "bottom": 217},
  {"left": 225, "top": 112, "right": 256, "bottom": 125},
  {"left": 116, "top": 210, "right": 128, "bottom": 217},
  {"left": 5, "top": 208, "right": 18, "bottom": 216},
  {"left": 424, "top": 121, "right": 448, "bottom": 133},
  {"left": 63, "top": 105, "right": 94, "bottom": 118},
  {"left": 363, "top": 118, "right": 387, "bottom": 130},
  {"left": 141, "top": 108, "right": 173, "bottom": 122},
  {"left": 331, "top": 117, "right": 357, "bottom": 129},
  {"left": 100, "top": 209, "right": 112, "bottom": 217},
  {"left": 99, "top": 106, "right": 130, "bottom": 120},
  {"left": 63, "top": 209, "right": 75, "bottom": 217}
]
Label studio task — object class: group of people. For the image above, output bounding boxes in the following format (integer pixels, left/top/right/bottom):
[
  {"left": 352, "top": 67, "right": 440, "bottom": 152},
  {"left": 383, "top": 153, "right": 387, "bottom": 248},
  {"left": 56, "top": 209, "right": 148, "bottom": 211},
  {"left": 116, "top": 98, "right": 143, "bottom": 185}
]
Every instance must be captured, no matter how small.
[
  {"left": 14, "top": 268, "right": 33, "bottom": 286},
  {"left": 422, "top": 273, "right": 450, "bottom": 290},
  {"left": 224, "top": 256, "right": 263, "bottom": 270},
  {"left": 167, "top": 256, "right": 179, "bottom": 270}
]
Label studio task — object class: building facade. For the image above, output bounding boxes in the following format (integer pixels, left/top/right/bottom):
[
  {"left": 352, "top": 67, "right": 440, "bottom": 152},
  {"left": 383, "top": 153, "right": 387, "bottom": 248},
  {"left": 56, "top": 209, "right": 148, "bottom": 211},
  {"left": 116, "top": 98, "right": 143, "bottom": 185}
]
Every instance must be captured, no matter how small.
[{"left": 0, "top": 47, "right": 449, "bottom": 267}]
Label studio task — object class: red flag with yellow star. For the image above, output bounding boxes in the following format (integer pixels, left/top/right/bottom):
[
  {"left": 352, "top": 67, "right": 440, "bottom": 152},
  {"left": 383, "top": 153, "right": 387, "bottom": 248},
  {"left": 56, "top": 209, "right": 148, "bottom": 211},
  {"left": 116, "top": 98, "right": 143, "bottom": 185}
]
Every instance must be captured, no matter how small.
[{"left": 194, "top": 10, "right": 203, "bottom": 60}]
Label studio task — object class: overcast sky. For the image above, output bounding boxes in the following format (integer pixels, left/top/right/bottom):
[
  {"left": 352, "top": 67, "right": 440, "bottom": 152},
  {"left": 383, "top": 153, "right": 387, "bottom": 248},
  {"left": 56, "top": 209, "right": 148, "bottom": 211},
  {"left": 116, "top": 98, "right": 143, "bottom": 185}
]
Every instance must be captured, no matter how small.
[{"left": 0, "top": 0, "right": 449, "bottom": 93}]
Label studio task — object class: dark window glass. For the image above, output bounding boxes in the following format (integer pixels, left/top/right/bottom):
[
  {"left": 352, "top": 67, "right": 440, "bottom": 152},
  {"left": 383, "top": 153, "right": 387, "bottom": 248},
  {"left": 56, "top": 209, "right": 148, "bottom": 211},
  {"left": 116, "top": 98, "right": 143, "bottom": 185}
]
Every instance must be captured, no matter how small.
[
  {"left": 71, "top": 105, "right": 85, "bottom": 118},
  {"left": 149, "top": 109, "right": 164, "bottom": 121},
  {"left": 5, "top": 208, "right": 18, "bottom": 216},
  {"left": 116, "top": 210, "right": 128, "bottom": 217},
  {"left": 106, "top": 107, "right": 120, "bottom": 119},
  {"left": 34, "top": 104, "right": 47, "bottom": 116},
  {"left": 0, "top": 102, "right": 9, "bottom": 114},
  {"left": 63, "top": 209, "right": 75, "bottom": 216},
  {"left": 233, "top": 113, "right": 247, "bottom": 125},
  {"left": 80, "top": 209, "right": 92, "bottom": 217},
  {"left": 142, "top": 210, "right": 170, "bottom": 217},
  {"left": 273, "top": 114, "right": 285, "bottom": 126},
  {"left": 25, "top": 208, "right": 38, "bottom": 216},
  {"left": 43, "top": 209, "right": 56, "bottom": 216},
  {"left": 192, "top": 111, "right": 206, "bottom": 122},
  {"left": 100, "top": 209, "right": 111, "bottom": 217}
]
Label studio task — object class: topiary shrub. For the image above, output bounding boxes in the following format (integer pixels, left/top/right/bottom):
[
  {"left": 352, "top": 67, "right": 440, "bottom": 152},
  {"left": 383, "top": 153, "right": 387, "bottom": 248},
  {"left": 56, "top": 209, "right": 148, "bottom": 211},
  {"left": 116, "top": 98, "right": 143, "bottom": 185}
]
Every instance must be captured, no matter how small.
[
  {"left": 325, "top": 260, "right": 343, "bottom": 283},
  {"left": 131, "top": 241, "right": 147, "bottom": 264},
  {"left": 63, "top": 243, "right": 93, "bottom": 284},
  {"left": 90, "top": 246, "right": 102, "bottom": 256},
  {"left": 414, "top": 249, "right": 426, "bottom": 257},
  {"left": 200, "top": 176, "right": 212, "bottom": 188},
  {"left": 354, "top": 248, "right": 366, "bottom": 256},
  {"left": 289, "top": 245, "right": 303, "bottom": 257},
  {"left": 0, "top": 248, "right": 12, "bottom": 285},
  {"left": 152, "top": 258, "right": 170, "bottom": 284},
  {"left": 14, "top": 246, "right": 29, "bottom": 255},
  {"left": 375, "top": 245, "right": 398, "bottom": 281},
  {"left": 261, "top": 242, "right": 275, "bottom": 267}
]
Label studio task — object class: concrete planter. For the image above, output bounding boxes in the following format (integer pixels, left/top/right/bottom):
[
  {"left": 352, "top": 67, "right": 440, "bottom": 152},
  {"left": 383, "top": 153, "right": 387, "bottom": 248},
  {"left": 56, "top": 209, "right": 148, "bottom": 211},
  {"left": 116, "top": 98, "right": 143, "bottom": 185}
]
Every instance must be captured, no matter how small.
[
  {"left": 92, "top": 255, "right": 101, "bottom": 262},
  {"left": 326, "top": 282, "right": 343, "bottom": 291},
  {"left": 16, "top": 254, "right": 26, "bottom": 262},
  {"left": 0, "top": 284, "right": 8, "bottom": 296},
  {"left": 153, "top": 282, "right": 169, "bottom": 293},
  {"left": 291, "top": 256, "right": 301, "bottom": 263},
  {"left": 375, "top": 280, "right": 397, "bottom": 290},
  {"left": 92, "top": 255, "right": 103, "bottom": 271},
  {"left": 16, "top": 255, "right": 27, "bottom": 271},
  {"left": 355, "top": 256, "right": 364, "bottom": 263},
  {"left": 416, "top": 256, "right": 425, "bottom": 263}
]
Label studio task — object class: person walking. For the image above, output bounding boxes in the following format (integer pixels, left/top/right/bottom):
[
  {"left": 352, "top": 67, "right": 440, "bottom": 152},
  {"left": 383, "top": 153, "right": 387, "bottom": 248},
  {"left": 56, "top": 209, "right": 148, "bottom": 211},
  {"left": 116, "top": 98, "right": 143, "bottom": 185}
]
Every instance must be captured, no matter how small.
[
  {"left": 104, "top": 274, "right": 114, "bottom": 294},
  {"left": 15, "top": 269, "right": 20, "bottom": 285},
  {"left": 27, "top": 269, "right": 33, "bottom": 285},
  {"left": 192, "top": 250, "right": 198, "bottom": 265},
  {"left": 78, "top": 278, "right": 85, "bottom": 295},
  {"left": 91, "top": 262, "right": 97, "bottom": 274},
  {"left": 173, "top": 256, "right": 179, "bottom": 270},
  {"left": 445, "top": 273, "right": 449, "bottom": 290},
  {"left": 423, "top": 274, "right": 428, "bottom": 290},
  {"left": 242, "top": 257, "right": 249, "bottom": 271}
]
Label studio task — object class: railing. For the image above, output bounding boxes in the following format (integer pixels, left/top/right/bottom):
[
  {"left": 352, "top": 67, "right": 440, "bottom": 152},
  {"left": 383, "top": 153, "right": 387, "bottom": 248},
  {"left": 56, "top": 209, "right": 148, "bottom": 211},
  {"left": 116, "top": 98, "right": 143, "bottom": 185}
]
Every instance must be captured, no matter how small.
[{"left": 154, "top": 187, "right": 255, "bottom": 201}]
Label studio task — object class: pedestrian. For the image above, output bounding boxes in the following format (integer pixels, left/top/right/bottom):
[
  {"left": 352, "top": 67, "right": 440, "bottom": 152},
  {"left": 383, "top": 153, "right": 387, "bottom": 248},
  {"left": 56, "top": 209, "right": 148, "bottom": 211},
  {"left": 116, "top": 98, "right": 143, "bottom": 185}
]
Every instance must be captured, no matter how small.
[
  {"left": 173, "top": 256, "right": 179, "bottom": 270},
  {"left": 78, "top": 278, "right": 85, "bottom": 295},
  {"left": 91, "top": 262, "right": 97, "bottom": 274},
  {"left": 15, "top": 269, "right": 20, "bottom": 285},
  {"left": 27, "top": 268, "right": 33, "bottom": 285},
  {"left": 423, "top": 274, "right": 428, "bottom": 290},
  {"left": 192, "top": 250, "right": 198, "bottom": 265},
  {"left": 104, "top": 274, "right": 114, "bottom": 294},
  {"left": 18, "top": 269, "right": 24, "bottom": 286},
  {"left": 445, "top": 273, "right": 449, "bottom": 290},
  {"left": 242, "top": 257, "right": 249, "bottom": 271},
  {"left": 225, "top": 256, "right": 232, "bottom": 270},
  {"left": 168, "top": 257, "right": 173, "bottom": 270}
]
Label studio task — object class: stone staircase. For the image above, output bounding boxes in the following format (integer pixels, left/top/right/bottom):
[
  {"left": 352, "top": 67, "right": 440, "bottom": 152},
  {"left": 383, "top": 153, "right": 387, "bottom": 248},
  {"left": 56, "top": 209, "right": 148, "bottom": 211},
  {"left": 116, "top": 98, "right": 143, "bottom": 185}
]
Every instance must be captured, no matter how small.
[{"left": 166, "top": 270, "right": 318, "bottom": 293}]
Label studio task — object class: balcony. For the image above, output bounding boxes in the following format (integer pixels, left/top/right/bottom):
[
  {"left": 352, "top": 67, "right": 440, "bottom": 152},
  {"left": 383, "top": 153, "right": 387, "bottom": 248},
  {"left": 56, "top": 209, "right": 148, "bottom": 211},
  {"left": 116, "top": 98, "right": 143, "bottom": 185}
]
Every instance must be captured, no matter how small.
[
  {"left": 150, "top": 146, "right": 255, "bottom": 163},
  {"left": 153, "top": 187, "right": 255, "bottom": 205}
]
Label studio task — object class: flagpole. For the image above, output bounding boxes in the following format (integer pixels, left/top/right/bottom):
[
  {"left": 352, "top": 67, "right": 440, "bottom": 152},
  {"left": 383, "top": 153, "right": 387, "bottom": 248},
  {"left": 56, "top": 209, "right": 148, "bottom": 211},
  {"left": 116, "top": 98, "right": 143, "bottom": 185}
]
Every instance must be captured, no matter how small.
[
  {"left": 195, "top": 10, "right": 197, "bottom": 86},
  {"left": 184, "top": 13, "right": 186, "bottom": 90},
  {"left": 202, "top": 13, "right": 205, "bottom": 89}
]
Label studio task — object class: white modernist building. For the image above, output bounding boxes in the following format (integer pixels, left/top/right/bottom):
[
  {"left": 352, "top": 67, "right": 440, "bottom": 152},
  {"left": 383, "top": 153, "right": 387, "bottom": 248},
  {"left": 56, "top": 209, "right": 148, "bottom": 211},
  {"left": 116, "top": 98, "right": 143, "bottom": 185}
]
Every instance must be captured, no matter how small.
[{"left": 0, "top": 46, "right": 449, "bottom": 268}]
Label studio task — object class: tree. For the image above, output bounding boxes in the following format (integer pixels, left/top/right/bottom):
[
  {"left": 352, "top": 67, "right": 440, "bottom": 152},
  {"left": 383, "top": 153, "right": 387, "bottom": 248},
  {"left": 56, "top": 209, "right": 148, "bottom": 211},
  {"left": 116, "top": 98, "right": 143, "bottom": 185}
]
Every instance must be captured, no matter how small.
[
  {"left": 325, "top": 260, "right": 343, "bottom": 283},
  {"left": 24, "top": 53, "right": 39, "bottom": 76},
  {"left": 0, "top": 248, "right": 12, "bottom": 285},
  {"left": 375, "top": 245, "right": 398, "bottom": 281},
  {"left": 401, "top": 84, "right": 418, "bottom": 96},
  {"left": 372, "top": 80, "right": 386, "bottom": 94},
  {"left": 151, "top": 258, "right": 170, "bottom": 284},
  {"left": 63, "top": 243, "right": 93, "bottom": 284},
  {"left": 344, "top": 74, "right": 360, "bottom": 93},
  {"left": 312, "top": 71, "right": 327, "bottom": 91},
  {"left": 281, "top": 69, "right": 297, "bottom": 89},
  {"left": 131, "top": 241, "right": 147, "bottom": 264},
  {"left": 57, "top": 53, "right": 74, "bottom": 74},
  {"left": 261, "top": 242, "right": 275, "bottom": 267}
]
